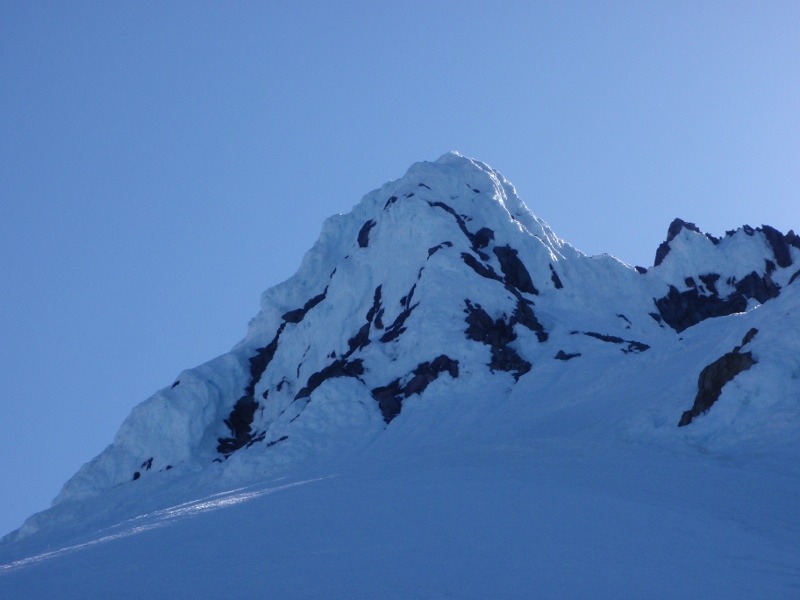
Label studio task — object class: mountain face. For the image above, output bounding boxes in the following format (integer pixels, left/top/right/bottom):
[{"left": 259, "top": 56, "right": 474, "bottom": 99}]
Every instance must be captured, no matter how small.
[{"left": 5, "top": 153, "right": 800, "bottom": 553}]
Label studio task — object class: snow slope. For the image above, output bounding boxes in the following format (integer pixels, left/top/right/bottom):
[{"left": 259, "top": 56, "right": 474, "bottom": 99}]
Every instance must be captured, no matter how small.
[{"left": 2, "top": 153, "right": 799, "bottom": 598}]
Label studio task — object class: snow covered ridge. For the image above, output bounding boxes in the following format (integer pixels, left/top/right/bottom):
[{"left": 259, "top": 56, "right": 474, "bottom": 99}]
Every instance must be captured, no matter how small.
[
  {"left": 7, "top": 152, "right": 800, "bottom": 543},
  {"left": 648, "top": 217, "right": 800, "bottom": 331}
]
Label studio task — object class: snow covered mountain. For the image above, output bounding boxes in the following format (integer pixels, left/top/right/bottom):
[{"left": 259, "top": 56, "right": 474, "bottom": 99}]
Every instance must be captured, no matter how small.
[{"left": 2, "top": 153, "right": 799, "bottom": 598}]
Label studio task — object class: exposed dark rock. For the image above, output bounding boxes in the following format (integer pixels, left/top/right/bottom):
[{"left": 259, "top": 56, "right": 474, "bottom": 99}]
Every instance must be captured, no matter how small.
[
  {"left": 427, "top": 241, "right": 453, "bottom": 257},
  {"left": 357, "top": 220, "right": 376, "bottom": 248},
  {"left": 685, "top": 277, "right": 696, "bottom": 289},
  {"left": 245, "top": 322, "right": 287, "bottom": 396},
  {"left": 555, "top": 350, "right": 581, "bottom": 361},
  {"left": 655, "top": 284, "right": 739, "bottom": 333},
  {"left": 698, "top": 273, "right": 720, "bottom": 295},
  {"left": 132, "top": 472, "right": 140, "bottom": 481},
  {"left": 171, "top": 380, "right": 180, "bottom": 389},
  {"left": 282, "top": 288, "right": 328, "bottom": 324},
  {"left": 371, "top": 355, "right": 459, "bottom": 423},
  {"left": 649, "top": 312, "right": 663, "bottom": 324},
  {"left": 678, "top": 328, "right": 758, "bottom": 426},
  {"left": 655, "top": 219, "right": 700, "bottom": 266},
  {"left": 418, "top": 182, "right": 431, "bottom": 190},
  {"left": 740, "top": 327, "right": 759, "bottom": 348},
  {"left": 217, "top": 395, "right": 260, "bottom": 454},
  {"left": 736, "top": 271, "right": 780, "bottom": 304},
  {"left": 654, "top": 218, "right": 719, "bottom": 266},
  {"left": 371, "top": 385, "right": 403, "bottom": 423},
  {"left": 789, "top": 269, "right": 800, "bottom": 286},
  {"left": 472, "top": 227, "right": 495, "bottom": 249},
  {"left": 579, "top": 331, "right": 650, "bottom": 354},
  {"left": 400, "top": 283, "right": 417, "bottom": 310},
  {"left": 407, "top": 356, "right": 458, "bottom": 394},
  {"left": 461, "top": 252, "right": 503, "bottom": 282},
  {"left": 342, "top": 285, "right": 388, "bottom": 357},
  {"left": 242, "top": 429, "right": 286, "bottom": 451},
  {"left": 379, "top": 303, "right": 417, "bottom": 343},
  {"left": 404, "top": 193, "right": 415, "bottom": 198},
  {"left": 489, "top": 345, "right": 531, "bottom": 377},
  {"left": 428, "top": 201, "right": 468, "bottom": 228},
  {"left": 655, "top": 286, "right": 732, "bottom": 333},
  {"left": 384, "top": 196, "right": 398, "bottom": 210},
  {"left": 624, "top": 341, "right": 651, "bottom": 354},
  {"left": 366, "top": 285, "right": 384, "bottom": 329},
  {"left": 294, "top": 358, "right": 365, "bottom": 401},
  {"left": 635, "top": 266, "right": 648, "bottom": 274},
  {"left": 281, "top": 308, "right": 305, "bottom": 324},
  {"left": 549, "top": 264, "right": 564, "bottom": 289},
  {"left": 465, "top": 301, "right": 513, "bottom": 345},
  {"left": 510, "top": 297, "right": 548, "bottom": 342},
  {"left": 655, "top": 270, "right": 780, "bottom": 333},
  {"left": 345, "top": 323, "right": 371, "bottom": 356},
  {"left": 460, "top": 252, "right": 548, "bottom": 342},
  {"left": 141, "top": 457, "right": 153, "bottom": 471},
  {"left": 617, "top": 314, "right": 632, "bottom": 328},
  {"left": 265, "top": 435, "right": 288, "bottom": 448},
  {"left": 245, "top": 431, "right": 266, "bottom": 448},
  {"left": 428, "top": 201, "right": 491, "bottom": 259},
  {"left": 464, "top": 300, "right": 531, "bottom": 379},
  {"left": 380, "top": 283, "right": 419, "bottom": 343},
  {"left": 494, "top": 246, "right": 538, "bottom": 295}
]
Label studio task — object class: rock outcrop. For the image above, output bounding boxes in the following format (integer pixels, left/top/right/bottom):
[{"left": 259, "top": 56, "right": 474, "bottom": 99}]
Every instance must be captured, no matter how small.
[{"left": 678, "top": 328, "right": 758, "bottom": 427}]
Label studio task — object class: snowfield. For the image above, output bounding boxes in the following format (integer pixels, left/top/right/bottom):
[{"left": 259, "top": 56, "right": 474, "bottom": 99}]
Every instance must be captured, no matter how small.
[{"left": 2, "top": 153, "right": 799, "bottom": 598}]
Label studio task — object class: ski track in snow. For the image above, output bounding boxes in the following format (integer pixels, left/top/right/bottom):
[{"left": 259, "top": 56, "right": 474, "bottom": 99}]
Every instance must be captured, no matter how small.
[{"left": 0, "top": 475, "right": 334, "bottom": 574}]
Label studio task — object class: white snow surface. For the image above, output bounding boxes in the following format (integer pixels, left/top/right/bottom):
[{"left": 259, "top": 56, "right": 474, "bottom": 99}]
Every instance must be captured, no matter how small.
[{"left": 2, "top": 153, "right": 799, "bottom": 598}]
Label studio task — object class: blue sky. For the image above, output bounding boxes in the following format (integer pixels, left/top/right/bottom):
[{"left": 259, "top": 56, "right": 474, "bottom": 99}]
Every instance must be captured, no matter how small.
[{"left": 2, "top": 1, "right": 799, "bottom": 536}]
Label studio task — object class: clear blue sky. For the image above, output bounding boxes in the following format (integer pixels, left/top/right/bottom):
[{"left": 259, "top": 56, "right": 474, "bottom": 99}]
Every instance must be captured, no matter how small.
[{"left": 2, "top": 1, "right": 799, "bottom": 536}]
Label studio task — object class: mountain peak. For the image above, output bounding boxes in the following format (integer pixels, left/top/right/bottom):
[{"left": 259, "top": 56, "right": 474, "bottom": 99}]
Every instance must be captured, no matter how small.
[{"left": 6, "top": 155, "right": 800, "bottom": 551}]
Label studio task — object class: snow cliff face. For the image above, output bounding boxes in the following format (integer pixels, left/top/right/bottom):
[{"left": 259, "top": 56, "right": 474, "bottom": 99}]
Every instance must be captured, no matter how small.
[{"left": 9, "top": 152, "right": 800, "bottom": 542}]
